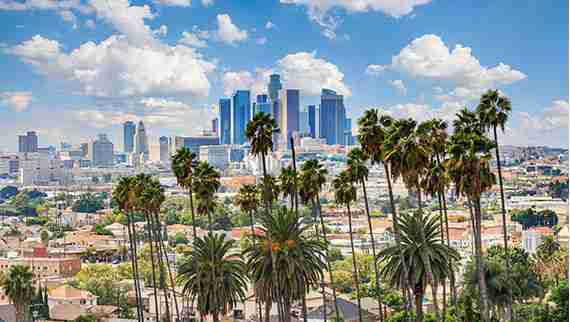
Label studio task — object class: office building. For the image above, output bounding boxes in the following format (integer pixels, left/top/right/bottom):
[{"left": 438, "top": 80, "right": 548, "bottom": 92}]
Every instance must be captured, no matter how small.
[
  {"left": 232, "top": 90, "right": 251, "bottom": 145},
  {"left": 199, "top": 145, "right": 230, "bottom": 170},
  {"left": 344, "top": 118, "right": 354, "bottom": 146},
  {"left": 159, "top": 136, "right": 170, "bottom": 164},
  {"left": 19, "top": 157, "right": 70, "bottom": 185},
  {"left": 219, "top": 98, "right": 231, "bottom": 145},
  {"left": 319, "top": 89, "right": 346, "bottom": 145},
  {"left": 172, "top": 134, "right": 220, "bottom": 156},
  {"left": 18, "top": 131, "right": 38, "bottom": 153},
  {"left": 255, "top": 94, "right": 272, "bottom": 116},
  {"left": 123, "top": 121, "right": 136, "bottom": 153},
  {"left": 278, "top": 89, "right": 300, "bottom": 145},
  {"left": 299, "top": 109, "right": 308, "bottom": 135},
  {"left": 87, "top": 134, "right": 114, "bottom": 167},
  {"left": 308, "top": 105, "right": 316, "bottom": 138},
  {"left": 134, "top": 121, "right": 149, "bottom": 156},
  {"left": 212, "top": 118, "right": 219, "bottom": 135},
  {"left": 267, "top": 74, "right": 282, "bottom": 102}
]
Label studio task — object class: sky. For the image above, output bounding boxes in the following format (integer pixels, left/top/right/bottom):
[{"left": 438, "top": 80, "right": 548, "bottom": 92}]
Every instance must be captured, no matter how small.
[{"left": 0, "top": 0, "right": 568, "bottom": 151}]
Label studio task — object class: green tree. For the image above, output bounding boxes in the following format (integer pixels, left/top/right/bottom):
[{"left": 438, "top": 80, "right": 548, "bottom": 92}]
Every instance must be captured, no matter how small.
[
  {"left": 0, "top": 265, "right": 34, "bottom": 322},
  {"left": 72, "top": 193, "right": 104, "bottom": 213},
  {"left": 549, "top": 280, "right": 569, "bottom": 321},
  {"left": 377, "top": 211, "right": 460, "bottom": 322},
  {"left": 178, "top": 233, "right": 248, "bottom": 322},
  {"left": 172, "top": 147, "right": 199, "bottom": 239},
  {"left": 193, "top": 161, "right": 221, "bottom": 233}
]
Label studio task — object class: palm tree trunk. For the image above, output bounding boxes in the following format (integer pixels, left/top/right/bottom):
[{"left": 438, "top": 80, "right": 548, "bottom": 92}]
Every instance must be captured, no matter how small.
[
  {"left": 126, "top": 213, "right": 143, "bottom": 322},
  {"left": 149, "top": 213, "right": 171, "bottom": 322},
  {"left": 414, "top": 287, "right": 423, "bottom": 322},
  {"left": 493, "top": 125, "right": 513, "bottom": 321},
  {"left": 472, "top": 198, "right": 490, "bottom": 322},
  {"left": 361, "top": 179, "right": 384, "bottom": 322},
  {"left": 440, "top": 190, "right": 456, "bottom": 306},
  {"left": 265, "top": 299, "right": 271, "bottom": 322},
  {"left": 430, "top": 281, "right": 440, "bottom": 321},
  {"left": 145, "top": 213, "right": 161, "bottom": 321},
  {"left": 189, "top": 187, "right": 197, "bottom": 240},
  {"left": 436, "top": 192, "right": 447, "bottom": 317},
  {"left": 383, "top": 163, "right": 413, "bottom": 316},
  {"left": 312, "top": 217, "right": 327, "bottom": 322},
  {"left": 248, "top": 210, "right": 264, "bottom": 322},
  {"left": 346, "top": 202, "right": 363, "bottom": 322},
  {"left": 316, "top": 197, "right": 340, "bottom": 322},
  {"left": 155, "top": 213, "right": 181, "bottom": 322}
]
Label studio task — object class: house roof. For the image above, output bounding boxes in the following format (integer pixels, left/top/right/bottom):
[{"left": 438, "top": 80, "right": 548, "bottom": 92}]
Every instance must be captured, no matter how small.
[
  {"left": 49, "top": 303, "right": 86, "bottom": 321},
  {"left": 306, "top": 297, "right": 376, "bottom": 321},
  {"left": 49, "top": 285, "right": 97, "bottom": 300}
]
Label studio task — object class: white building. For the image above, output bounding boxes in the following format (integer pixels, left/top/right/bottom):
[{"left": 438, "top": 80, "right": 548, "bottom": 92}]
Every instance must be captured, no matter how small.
[
  {"left": 200, "top": 145, "right": 230, "bottom": 170},
  {"left": 48, "top": 285, "right": 97, "bottom": 308},
  {"left": 19, "top": 158, "right": 70, "bottom": 185},
  {"left": 522, "top": 230, "right": 545, "bottom": 254}
]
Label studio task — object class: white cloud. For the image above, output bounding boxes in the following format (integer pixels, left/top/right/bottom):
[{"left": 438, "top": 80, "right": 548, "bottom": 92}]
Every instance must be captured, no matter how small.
[
  {"left": 256, "top": 37, "right": 267, "bottom": 45},
  {"left": 389, "top": 79, "right": 406, "bottom": 94},
  {"left": 222, "top": 71, "right": 256, "bottom": 96},
  {"left": 153, "top": 25, "right": 168, "bottom": 37},
  {"left": 281, "top": 0, "right": 430, "bottom": 37},
  {"left": 58, "top": 10, "right": 77, "bottom": 29},
  {"left": 265, "top": 21, "right": 276, "bottom": 29},
  {"left": 140, "top": 97, "right": 190, "bottom": 109},
  {"left": 153, "top": 0, "right": 191, "bottom": 7},
  {"left": 365, "top": 64, "right": 386, "bottom": 76},
  {"left": 0, "top": 91, "right": 33, "bottom": 111},
  {"left": 0, "top": 0, "right": 92, "bottom": 13},
  {"left": 215, "top": 14, "right": 248, "bottom": 45},
  {"left": 179, "top": 31, "right": 208, "bottom": 48},
  {"left": 84, "top": 19, "right": 96, "bottom": 29},
  {"left": 201, "top": 0, "right": 213, "bottom": 6},
  {"left": 9, "top": 34, "right": 216, "bottom": 98}
]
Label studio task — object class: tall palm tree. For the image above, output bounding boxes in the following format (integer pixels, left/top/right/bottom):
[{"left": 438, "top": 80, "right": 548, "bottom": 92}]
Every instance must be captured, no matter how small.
[
  {"left": 279, "top": 166, "right": 298, "bottom": 209},
  {"left": 333, "top": 170, "right": 363, "bottom": 322},
  {"left": 172, "top": 147, "right": 199, "bottom": 239},
  {"left": 113, "top": 177, "right": 144, "bottom": 322},
  {"left": 1, "top": 265, "right": 33, "bottom": 322},
  {"left": 299, "top": 159, "right": 340, "bottom": 322},
  {"left": 446, "top": 130, "right": 496, "bottom": 322},
  {"left": 347, "top": 147, "right": 384, "bottom": 321},
  {"left": 536, "top": 235, "right": 560, "bottom": 259},
  {"left": 192, "top": 161, "right": 221, "bottom": 233},
  {"left": 258, "top": 175, "right": 279, "bottom": 210},
  {"left": 178, "top": 233, "right": 249, "bottom": 322},
  {"left": 377, "top": 211, "right": 460, "bottom": 322},
  {"left": 476, "top": 89, "right": 513, "bottom": 319},
  {"left": 358, "top": 110, "right": 412, "bottom": 312},
  {"left": 244, "top": 207, "right": 327, "bottom": 322}
]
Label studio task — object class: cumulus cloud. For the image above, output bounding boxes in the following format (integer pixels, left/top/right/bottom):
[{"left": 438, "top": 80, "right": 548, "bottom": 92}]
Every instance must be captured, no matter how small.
[
  {"left": 201, "top": 0, "right": 213, "bottom": 6},
  {"left": 179, "top": 31, "right": 208, "bottom": 47},
  {"left": 281, "top": 0, "right": 430, "bottom": 38},
  {"left": 215, "top": 14, "right": 248, "bottom": 45},
  {"left": 0, "top": 0, "right": 92, "bottom": 27},
  {"left": 223, "top": 51, "right": 350, "bottom": 97},
  {"left": 9, "top": 34, "right": 216, "bottom": 98},
  {"left": 153, "top": 0, "right": 191, "bottom": 6},
  {"left": 153, "top": 25, "right": 168, "bottom": 37},
  {"left": 389, "top": 79, "right": 406, "bottom": 94},
  {"left": 84, "top": 19, "right": 96, "bottom": 29},
  {"left": 265, "top": 21, "right": 276, "bottom": 29},
  {"left": 140, "top": 97, "right": 190, "bottom": 109},
  {"left": 365, "top": 64, "right": 387, "bottom": 76},
  {"left": 59, "top": 10, "right": 78, "bottom": 29},
  {"left": 0, "top": 91, "right": 33, "bottom": 111}
]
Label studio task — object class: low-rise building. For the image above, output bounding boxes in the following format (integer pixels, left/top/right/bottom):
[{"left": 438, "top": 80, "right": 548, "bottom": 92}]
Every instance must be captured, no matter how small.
[{"left": 48, "top": 285, "right": 98, "bottom": 307}]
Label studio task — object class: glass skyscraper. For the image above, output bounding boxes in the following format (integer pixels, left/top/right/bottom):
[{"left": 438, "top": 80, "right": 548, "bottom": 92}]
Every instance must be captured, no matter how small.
[
  {"left": 122, "top": 121, "right": 136, "bottom": 153},
  {"left": 219, "top": 98, "right": 231, "bottom": 145},
  {"left": 308, "top": 105, "right": 316, "bottom": 138},
  {"left": 319, "top": 88, "right": 346, "bottom": 145},
  {"left": 232, "top": 90, "right": 251, "bottom": 145},
  {"left": 267, "top": 74, "right": 282, "bottom": 102},
  {"left": 279, "top": 89, "right": 300, "bottom": 144},
  {"left": 256, "top": 94, "right": 271, "bottom": 116}
]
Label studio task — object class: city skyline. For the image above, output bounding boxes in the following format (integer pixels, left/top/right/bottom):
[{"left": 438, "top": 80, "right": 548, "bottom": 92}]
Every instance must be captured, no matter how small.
[{"left": 0, "top": 0, "right": 568, "bottom": 151}]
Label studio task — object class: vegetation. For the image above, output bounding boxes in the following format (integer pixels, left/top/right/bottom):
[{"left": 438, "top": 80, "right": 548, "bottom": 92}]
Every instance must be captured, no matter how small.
[
  {"left": 72, "top": 193, "right": 105, "bottom": 213},
  {"left": 0, "top": 265, "right": 34, "bottom": 322},
  {"left": 511, "top": 208, "right": 558, "bottom": 229}
]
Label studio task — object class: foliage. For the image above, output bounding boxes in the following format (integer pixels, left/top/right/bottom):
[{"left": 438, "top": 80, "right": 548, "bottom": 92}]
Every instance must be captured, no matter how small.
[
  {"left": 0, "top": 186, "right": 18, "bottom": 200},
  {"left": 510, "top": 208, "right": 558, "bottom": 229},
  {"left": 0, "top": 265, "right": 34, "bottom": 322},
  {"left": 549, "top": 179, "right": 569, "bottom": 200},
  {"left": 72, "top": 193, "right": 105, "bottom": 213},
  {"left": 72, "top": 264, "right": 130, "bottom": 307},
  {"left": 74, "top": 313, "right": 98, "bottom": 322},
  {"left": 25, "top": 215, "right": 49, "bottom": 226},
  {"left": 94, "top": 224, "right": 113, "bottom": 236},
  {"left": 548, "top": 279, "right": 569, "bottom": 321},
  {"left": 171, "top": 232, "right": 189, "bottom": 245}
]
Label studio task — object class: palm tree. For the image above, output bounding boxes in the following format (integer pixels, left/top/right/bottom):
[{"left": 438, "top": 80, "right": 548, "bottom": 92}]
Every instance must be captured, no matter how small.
[
  {"left": 446, "top": 129, "right": 496, "bottom": 322},
  {"left": 172, "top": 147, "right": 199, "bottom": 239},
  {"left": 192, "top": 161, "right": 221, "bottom": 233},
  {"left": 279, "top": 166, "right": 298, "bottom": 209},
  {"left": 347, "top": 147, "right": 384, "bottom": 321},
  {"left": 113, "top": 177, "right": 144, "bottom": 322},
  {"left": 536, "top": 235, "right": 560, "bottom": 259},
  {"left": 476, "top": 89, "right": 513, "bottom": 319},
  {"left": 1, "top": 265, "right": 33, "bottom": 322},
  {"left": 244, "top": 207, "right": 327, "bottom": 322},
  {"left": 178, "top": 233, "right": 249, "bottom": 322},
  {"left": 258, "top": 175, "right": 279, "bottom": 210},
  {"left": 299, "top": 159, "right": 340, "bottom": 322},
  {"left": 246, "top": 112, "right": 279, "bottom": 209},
  {"left": 377, "top": 211, "right": 460, "bottom": 322},
  {"left": 333, "top": 170, "right": 363, "bottom": 322}
]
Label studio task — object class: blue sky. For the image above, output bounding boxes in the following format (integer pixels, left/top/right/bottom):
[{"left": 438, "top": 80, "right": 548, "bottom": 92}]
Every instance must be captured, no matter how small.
[{"left": 0, "top": 0, "right": 568, "bottom": 151}]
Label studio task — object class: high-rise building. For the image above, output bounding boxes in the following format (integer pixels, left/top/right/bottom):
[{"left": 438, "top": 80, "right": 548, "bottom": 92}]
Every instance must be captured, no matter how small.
[
  {"left": 88, "top": 134, "right": 114, "bottom": 167},
  {"left": 232, "top": 90, "right": 251, "bottom": 145},
  {"left": 159, "top": 136, "right": 170, "bottom": 164},
  {"left": 319, "top": 89, "right": 346, "bottom": 145},
  {"left": 199, "top": 145, "right": 230, "bottom": 170},
  {"left": 123, "top": 121, "right": 136, "bottom": 153},
  {"left": 268, "top": 74, "right": 282, "bottom": 102},
  {"left": 308, "top": 105, "right": 316, "bottom": 138},
  {"left": 211, "top": 118, "right": 219, "bottom": 135},
  {"left": 344, "top": 117, "right": 353, "bottom": 146},
  {"left": 278, "top": 89, "right": 300, "bottom": 145},
  {"left": 134, "top": 121, "right": 149, "bottom": 156},
  {"left": 171, "top": 134, "right": 220, "bottom": 156},
  {"left": 18, "top": 131, "right": 38, "bottom": 153},
  {"left": 256, "top": 94, "right": 271, "bottom": 116},
  {"left": 219, "top": 98, "right": 231, "bottom": 145}
]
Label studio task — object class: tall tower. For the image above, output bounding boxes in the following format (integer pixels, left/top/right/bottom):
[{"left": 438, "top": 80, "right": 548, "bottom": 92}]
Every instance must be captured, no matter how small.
[
  {"left": 267, "top": 74, "right": 282, "bottom": 102},
  {"left": 256, "top": 94, "right": 271, "bottom": 116},
  {"left": 232, "top": 90, "right": 251, "bottom": 145},
  {"left": 279, "top": 89, "right": 300, "bottom": 145},
  {"left": 18, "top": 131, "right": 38, "bottom": 153},
  {"left": 134, "top": 121, "right": 149, "bottom": 156},
  {"left": 219, "top": 98, "right": 231, "bottom": 145},
  {"left": 319, "top": 89, "right": 346, "bottom": 145},
  {"left": 123, "top": 121, "right": 136, "bottom": 153},
  {"left": 308, "top": 105, "right": 316, "bottom": 138}
]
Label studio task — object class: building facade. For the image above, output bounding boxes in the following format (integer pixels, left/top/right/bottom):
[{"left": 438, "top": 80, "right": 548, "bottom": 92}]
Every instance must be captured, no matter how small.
[
  {"left": 232, "top": 90, "right": 251, "bottom": 145},
  {"left": 122, "top": 121, "right": 136, "bottom": 153},
  {"left": 87, "top": 134, "right": 114, "bottom": 167},
  {"left": 219, "top": 98, "right": 231, "bottom": 145},
  {"left": 308, "top": 105, "right": 316, "bottom": 138},
  {"left": 279, "top": 89, "right": 300, "bottom": 145},
  {"left": 18, "top": 131, "right": 38, "bottom": 153},
  {"left": 267, "top": 74, "right": 282, "bottom": 102},
  {"left": 319, "top": 89, "right": 346, "bottom": 145}
]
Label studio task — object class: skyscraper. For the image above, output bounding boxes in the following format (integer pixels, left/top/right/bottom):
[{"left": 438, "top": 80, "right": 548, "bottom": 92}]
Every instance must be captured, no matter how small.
[
  {"left": 88, "top": 134, "right": 114, "bottom": 167},
  {"left": 18, "top": 131, "right": 38, "bottom": 153},
  {"left": 123, "top": 121, "right": 136, "bottom": 153},
  {"left": 219, "top": 98, "right": 231, "bottom": 145},
  {"left": 279, "top": 89, "right": 300, "bottom": 144},
  {"left": 212, "top": 118, "right": 219, "bottom": 135},
  {"left": 232, "top": 90, "right": 251, "bottom": 145},
  {"left": 256, "top": 94, "right": 271, "bottom": 116},
  {"left": 308, "top": 105, "right": 316, "bottom": 138},
  {"left": 159, "top": 136, "right": 170, "bottom": 164},
  {"left": 267, "top": 74, "right": 282, "bottom": 102},
  {"left": 134, "top": 121, "right": 149, "bottom": 156},
  {"left": 344, "top": 117, "right": 353, "bottom": 146},
  {"left": 319, "top": 89, "right": 346, "bottom": 145}
]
